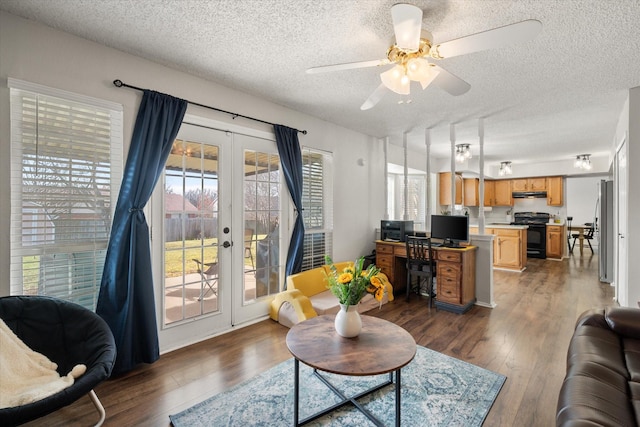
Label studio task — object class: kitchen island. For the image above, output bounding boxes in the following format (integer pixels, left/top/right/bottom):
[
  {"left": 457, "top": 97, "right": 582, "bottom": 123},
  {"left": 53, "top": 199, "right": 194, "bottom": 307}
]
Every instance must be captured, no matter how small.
[{"left": 470, "top": 224, "right": 528, "bottom": 271}]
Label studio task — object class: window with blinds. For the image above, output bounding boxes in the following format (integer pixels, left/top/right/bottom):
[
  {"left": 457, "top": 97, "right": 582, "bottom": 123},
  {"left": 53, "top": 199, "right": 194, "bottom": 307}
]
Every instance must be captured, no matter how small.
[
  {"left": 300, "top": 149, "right": 333, "bottom": 271},
  {"left": 387, "top": 171, "right": 426, "bottom": 229},
  {"left": 9, "top": 79, "right": 123, "bottom": 311}
]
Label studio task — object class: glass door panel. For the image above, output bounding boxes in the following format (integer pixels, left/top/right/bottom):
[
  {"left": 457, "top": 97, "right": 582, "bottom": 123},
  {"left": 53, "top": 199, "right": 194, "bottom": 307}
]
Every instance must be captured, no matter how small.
[
  {"left": 232, "top": 133, "right": 285, "bottom": 325},
  {"left": 163, "top": 139, "right": 221, "bottom": 325}
]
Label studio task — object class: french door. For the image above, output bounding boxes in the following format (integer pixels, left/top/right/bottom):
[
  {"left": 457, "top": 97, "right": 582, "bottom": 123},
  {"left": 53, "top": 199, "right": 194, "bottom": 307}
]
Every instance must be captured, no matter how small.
[{"left": 152, "top": 118, "right": 285, "bottom": 351}]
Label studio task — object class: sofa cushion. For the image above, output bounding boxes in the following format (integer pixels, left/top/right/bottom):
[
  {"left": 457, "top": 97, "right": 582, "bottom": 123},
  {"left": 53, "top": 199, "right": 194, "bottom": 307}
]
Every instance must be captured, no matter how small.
[
  {"left": 606, "top": 307, "right": 640, "bottom": 339},
  {"left": 286, "top": 267, "right": 328, "bottom": 297},
  {"left": 557, "top": 307, "right": 640, "bottom": 427},
  {"left": 309, "top": 291, "right": 342, "bottom": 316}
]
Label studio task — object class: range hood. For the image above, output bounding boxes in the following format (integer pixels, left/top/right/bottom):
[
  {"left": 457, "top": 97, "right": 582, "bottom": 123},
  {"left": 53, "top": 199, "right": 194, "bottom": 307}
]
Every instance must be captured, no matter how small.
[{"left": 512, "top": 191, "right": 547, "bottom": 199}]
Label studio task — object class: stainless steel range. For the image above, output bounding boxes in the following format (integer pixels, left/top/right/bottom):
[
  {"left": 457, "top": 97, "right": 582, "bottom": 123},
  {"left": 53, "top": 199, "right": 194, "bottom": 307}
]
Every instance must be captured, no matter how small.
[{"left": 512, "top": 212, "right": 551, "bottom": 259}]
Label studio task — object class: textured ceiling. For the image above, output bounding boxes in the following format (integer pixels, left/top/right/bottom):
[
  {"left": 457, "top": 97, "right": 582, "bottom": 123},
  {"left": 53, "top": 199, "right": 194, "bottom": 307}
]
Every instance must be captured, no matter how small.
[{"left": 2, "top": 0, "right": 640, "bottom": 165}]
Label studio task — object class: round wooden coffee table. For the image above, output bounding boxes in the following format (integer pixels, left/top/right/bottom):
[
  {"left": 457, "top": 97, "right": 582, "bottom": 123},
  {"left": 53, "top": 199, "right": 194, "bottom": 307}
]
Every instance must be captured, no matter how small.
[{"left": 286, "top": 315, "right": 416, "bottom": 427}]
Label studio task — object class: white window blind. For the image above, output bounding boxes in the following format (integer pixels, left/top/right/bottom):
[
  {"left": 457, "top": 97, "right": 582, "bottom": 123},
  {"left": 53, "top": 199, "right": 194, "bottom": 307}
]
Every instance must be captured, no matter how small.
[
  {"left": 388, "top": 172, "right": 426, "bottom": 229},
  {"left": 301, "top": 148, "right": 333, "bottom": 270},
  {"left": 9, "top": 79, "right": 123, "bottom": 311}
]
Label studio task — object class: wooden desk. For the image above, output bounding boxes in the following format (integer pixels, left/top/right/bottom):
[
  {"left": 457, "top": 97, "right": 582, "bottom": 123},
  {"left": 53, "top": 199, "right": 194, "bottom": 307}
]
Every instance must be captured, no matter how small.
[
  {"left": 286, "top": 315, "right": 416, "bottom": 426},
  {"left": 375, "top": 240, "right": 477, "bottom": 314},
  {"left": 569, "top": 225, "right": 589, "bottom": 255}
]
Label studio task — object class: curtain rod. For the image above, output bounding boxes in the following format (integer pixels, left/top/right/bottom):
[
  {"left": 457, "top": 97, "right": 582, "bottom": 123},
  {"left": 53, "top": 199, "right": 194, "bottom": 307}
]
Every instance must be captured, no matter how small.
[{"left": 113, "top": 79, "right": 307, "bottom": 135}]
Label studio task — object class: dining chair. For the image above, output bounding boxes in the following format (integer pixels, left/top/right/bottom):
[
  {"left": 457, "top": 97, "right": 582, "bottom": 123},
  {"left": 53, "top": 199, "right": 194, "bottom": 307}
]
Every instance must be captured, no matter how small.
[
  {"left": 570, "top": 221, "right": 596, "bottom": 255},
  {"left": 566, "top": 216, "right": 576, "bottom": 253},
  {"left": 405, "top": 236, "right": 436, "bottom": 307}
]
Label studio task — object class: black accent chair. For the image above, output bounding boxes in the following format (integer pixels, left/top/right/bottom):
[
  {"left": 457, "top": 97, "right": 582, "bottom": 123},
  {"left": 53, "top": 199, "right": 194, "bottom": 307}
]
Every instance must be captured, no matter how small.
[
  {"left": 0, "top": 296, "right": 116, "bottom": 427},
  {"left": 405, "top": 236, "right": 436, "bottom": 307}
]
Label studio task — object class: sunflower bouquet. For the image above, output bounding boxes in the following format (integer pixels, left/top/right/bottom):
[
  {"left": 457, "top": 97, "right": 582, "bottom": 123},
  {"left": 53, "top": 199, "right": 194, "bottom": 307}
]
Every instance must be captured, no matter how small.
[{"left": 324, "top": 255, "right": 386, "bottom": 307}]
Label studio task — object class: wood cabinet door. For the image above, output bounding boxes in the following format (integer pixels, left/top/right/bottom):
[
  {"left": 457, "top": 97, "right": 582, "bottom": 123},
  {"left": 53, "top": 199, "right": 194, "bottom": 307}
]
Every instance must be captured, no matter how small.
[
  {"left": 547, "top": 176, "right": 563, "bottom": 206},
  {"left": 511, "top": 179, "right": 528, "bottom": 191},
  {"left": 495, "top": 235, "right": 520, "bottom": 267},
  {"left": 463, "top": 178, "right": 479, "bottom": 206},
  {"left": 439, "top": 172, "right": 463, "bottom": 206},
  {"left": 493, "top": 180, "right": 513, "bottom": 206},
  {"left": 546, "top": 226, "right": 563, "bottom": 258},
  {"left": 483, "top": 180, "right": 495, "bottom": 206},
  {"left": 529, "top": 178, "right": 547, "bottom": 191}
]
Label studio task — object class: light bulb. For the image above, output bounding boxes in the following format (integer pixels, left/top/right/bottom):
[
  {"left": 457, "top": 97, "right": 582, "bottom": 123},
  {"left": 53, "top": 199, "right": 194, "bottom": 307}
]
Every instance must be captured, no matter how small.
[{"left": 380, "top": 65, "right": 410, "bottom": 95}]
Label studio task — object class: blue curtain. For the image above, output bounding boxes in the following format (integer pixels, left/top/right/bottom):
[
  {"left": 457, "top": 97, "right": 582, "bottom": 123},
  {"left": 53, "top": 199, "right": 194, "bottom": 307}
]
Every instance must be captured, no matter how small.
[
  {"left": 97, "top": 90, "right": 187, "bottom": 375},
  {"left": 273, "top": 125, "right": 305, "bottom": 280}
]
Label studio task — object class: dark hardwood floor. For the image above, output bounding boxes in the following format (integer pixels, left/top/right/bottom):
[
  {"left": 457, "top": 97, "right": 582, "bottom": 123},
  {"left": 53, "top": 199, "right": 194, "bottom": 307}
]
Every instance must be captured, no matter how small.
[{"left": 26, "top": 253, "right": 616, "bottom": 426}]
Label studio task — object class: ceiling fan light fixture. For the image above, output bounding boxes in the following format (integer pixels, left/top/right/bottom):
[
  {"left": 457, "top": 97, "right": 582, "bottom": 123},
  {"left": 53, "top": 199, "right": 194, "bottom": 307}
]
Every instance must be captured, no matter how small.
[
  {"left": 455, "top": 144, "right": 472, "bottom": 163},
  {"left": 574, "top": 154, "right": 592, "bottom": 170},
  {"left": 390, "top": 3, "right": 423, "bottom": 51},
  {"left": 380, "top": 65, "right": 410, "bottom": 95},
  {"left": 499, "top": 161, "right": 512, "bottom": 176}
]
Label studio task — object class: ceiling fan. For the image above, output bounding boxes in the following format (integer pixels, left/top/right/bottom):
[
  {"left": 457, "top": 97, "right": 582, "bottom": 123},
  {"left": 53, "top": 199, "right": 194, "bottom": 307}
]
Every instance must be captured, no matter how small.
[{"left": 306, "top": 3, "right": 542, "bottom": 110}]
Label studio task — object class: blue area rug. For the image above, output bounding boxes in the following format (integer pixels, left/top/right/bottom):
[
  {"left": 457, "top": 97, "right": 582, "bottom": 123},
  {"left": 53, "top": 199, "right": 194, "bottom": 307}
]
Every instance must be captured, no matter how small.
[{"left": 170, "top": 346, "right": 505, "bottom": 426}]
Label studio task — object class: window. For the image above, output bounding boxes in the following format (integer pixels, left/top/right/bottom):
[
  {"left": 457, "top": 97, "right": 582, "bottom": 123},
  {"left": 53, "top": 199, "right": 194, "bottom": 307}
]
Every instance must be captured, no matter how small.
[
  {"left": 387, "top": 163, "right": 433, "bottom": 230},
  {"left": 9, "top": 79, "right": 123, "bottom": 311},
  {"left": 301, "top": 149, "right": 333, "bottom": 270}
]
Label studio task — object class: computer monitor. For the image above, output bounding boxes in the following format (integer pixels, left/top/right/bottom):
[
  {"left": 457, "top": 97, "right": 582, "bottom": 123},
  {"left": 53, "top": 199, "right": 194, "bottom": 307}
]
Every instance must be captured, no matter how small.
[{"left": 430, "top": 215, "right": 469, "bottom": 247}]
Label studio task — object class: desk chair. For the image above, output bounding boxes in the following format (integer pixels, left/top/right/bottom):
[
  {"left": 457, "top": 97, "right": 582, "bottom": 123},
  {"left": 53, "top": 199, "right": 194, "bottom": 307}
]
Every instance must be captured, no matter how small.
[
  {"left": 405, "top": 236, "right": 436, "bottom": 307},
  {"left": 193, "top": 258, "right": 218, "bottom": 300},
  {"left": 244, "top": 228, "right": 255, "bottom": 272},
  {"left": 566, "top": 216, "right": 577, "bottom": 253}
]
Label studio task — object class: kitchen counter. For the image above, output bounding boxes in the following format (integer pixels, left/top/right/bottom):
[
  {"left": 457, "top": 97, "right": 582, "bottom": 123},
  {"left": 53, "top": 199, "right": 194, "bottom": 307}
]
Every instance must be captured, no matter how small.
[
  {"left": 469, "top": 225, "right": 528, "bottom": 271},
  {"left": 470, "top": 223, "right": 528, "bottom": 230}
]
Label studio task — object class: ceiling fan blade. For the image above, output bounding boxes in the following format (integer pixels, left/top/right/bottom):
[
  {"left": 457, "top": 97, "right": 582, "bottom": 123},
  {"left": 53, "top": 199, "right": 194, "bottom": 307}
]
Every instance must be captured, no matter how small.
[
  {"left": 431, "top": 65, "right": 471, "bottom": 96},
  {"left": 360, "top": 84, "right": 388, "bottom": 110},
  {"left": 431, "top": 19, "right": 542, "bottom": 59},
  {"left": 306, "top": 59, "right": 389, "bottom": 74},
  {"left": 391, "top": 3, "right": 423, "bottom": 51}
]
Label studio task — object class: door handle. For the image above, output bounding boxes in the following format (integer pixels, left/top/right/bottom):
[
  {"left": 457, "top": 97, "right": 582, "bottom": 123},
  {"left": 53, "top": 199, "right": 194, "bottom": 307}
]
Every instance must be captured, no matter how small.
[{"left": 222, "top": 241, "right": 232, "bottom": 248}]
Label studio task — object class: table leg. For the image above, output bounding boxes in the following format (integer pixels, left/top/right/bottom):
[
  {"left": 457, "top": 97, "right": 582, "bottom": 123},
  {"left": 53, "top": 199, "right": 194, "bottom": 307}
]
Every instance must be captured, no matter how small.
[
  {"left": 294, "top": 358, "right": 299, "bottom": 426},
  {"left": 395, "top": 368, "right": 401, "bottom": 427},
  {"left": 579, "top": 231, "right": 584, "bottom": 255}
]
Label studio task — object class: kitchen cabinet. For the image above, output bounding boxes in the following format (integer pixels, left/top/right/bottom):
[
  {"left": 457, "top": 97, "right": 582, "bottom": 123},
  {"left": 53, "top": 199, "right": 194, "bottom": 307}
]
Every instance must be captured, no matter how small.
[
  {"left": 463, "top": 178, "right": 479, "bottom": 206},
  {"left": 484, "top": 180, "right": 495, "bottom": 206},
  {"left": 512, "top": 178, "right": 547, "bottom": 191},
  {"left": 493, "top": 180, "right": 513, "bottom": 206},
  {"left": 470, "top": 226, "right": 527, "bottom": 271},
  {"left": 463, "top": 178, "right": 496, "bottom": 207},
  {"left": 492, "top": 228, "right": 526, "bottom": 270},
  {"left": 547, "top": 176, "right": 563, "bottom": 206},
  {"left": 439, "top": 172, "right": 463, "bottom": 206},
  {"left": 546, "top": 224, "right": 565, "bottom": 259}
]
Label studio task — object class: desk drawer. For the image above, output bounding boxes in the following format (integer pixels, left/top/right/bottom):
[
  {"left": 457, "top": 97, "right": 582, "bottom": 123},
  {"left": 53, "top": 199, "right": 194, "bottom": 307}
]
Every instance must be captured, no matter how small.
[
  {"left": 376, "top": 243, "right": 394, "bottom": 255},
  {"left": 438, "top": 251, "right": 462, "bottom": 262},
  {"left": 438, "top": 276, "right": 460, "bottom": 303},
  {"left": 437, "top": 262, "right": 461, "bottom": 278},
  {"left": 376, "top": 254, "right": 394, "bottom": 269}
]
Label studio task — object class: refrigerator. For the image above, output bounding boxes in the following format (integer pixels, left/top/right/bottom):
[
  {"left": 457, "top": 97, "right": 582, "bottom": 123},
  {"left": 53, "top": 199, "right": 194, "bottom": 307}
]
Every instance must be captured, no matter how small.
[{"left": 598, "top": 180, "right": 614, "bottom": 283}]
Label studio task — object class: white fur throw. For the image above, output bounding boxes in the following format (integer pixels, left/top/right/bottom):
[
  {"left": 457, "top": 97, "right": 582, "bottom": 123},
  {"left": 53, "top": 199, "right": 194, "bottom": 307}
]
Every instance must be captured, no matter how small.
[{"left": 0, "top": 318, "right": 86, "bottom": 409}]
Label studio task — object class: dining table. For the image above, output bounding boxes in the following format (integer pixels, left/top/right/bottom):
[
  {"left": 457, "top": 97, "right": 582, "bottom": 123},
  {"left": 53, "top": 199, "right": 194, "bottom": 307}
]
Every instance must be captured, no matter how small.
[{"left": 568, "top": 224, "right": 590, "bottom": 255}]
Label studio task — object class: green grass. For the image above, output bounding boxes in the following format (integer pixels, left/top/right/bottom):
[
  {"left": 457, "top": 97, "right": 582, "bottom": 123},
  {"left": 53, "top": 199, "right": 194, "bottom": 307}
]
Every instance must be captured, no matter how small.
[{"left": 164, "top": 237, "right": 261, "bottom": 278}]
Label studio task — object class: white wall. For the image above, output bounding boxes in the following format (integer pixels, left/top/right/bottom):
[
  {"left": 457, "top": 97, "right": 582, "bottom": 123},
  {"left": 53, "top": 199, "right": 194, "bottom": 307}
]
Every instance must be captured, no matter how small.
[
  {"left": 625, "top": 87, "right": 640, "bottom": 306},
  {"left": 0, "top": 11, "right": 393, "bottom": 295},
  {"left": 566, "top": 176, "right": 605, "bottom": 227},
  {"left": 612, "top": 87, "right": 639, "bottom": 307}
]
